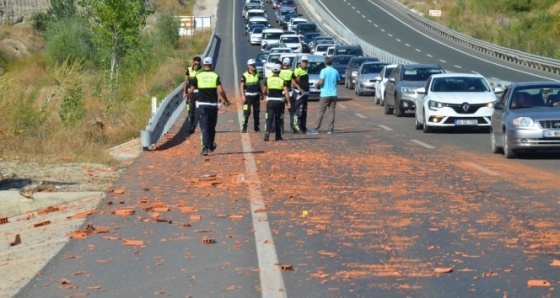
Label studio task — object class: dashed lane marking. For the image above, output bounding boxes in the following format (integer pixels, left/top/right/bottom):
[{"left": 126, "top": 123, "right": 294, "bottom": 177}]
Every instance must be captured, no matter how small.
[
  {"left": 465, "top": 162, "right": 499, "bottom": 176},
  {"left": 378, "top": 124, "right": 393, "bottom": 131},
  {"left": 355, "top": 113, "right": 367, "bottom": 119},
  {"left": 411, "top": 139, "right": 435, "bottom": 149},
  {"left": 339, "top": 103, "right": 348, "bottom": 109}
]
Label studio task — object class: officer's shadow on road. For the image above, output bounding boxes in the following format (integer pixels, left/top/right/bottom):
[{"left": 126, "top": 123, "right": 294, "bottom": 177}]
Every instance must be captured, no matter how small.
[
  {"left": 214, "top": 150, "right": 265, "bottom": 156},
  {"left": 154, "top": 116, "right": 191, "bottom": 151}
]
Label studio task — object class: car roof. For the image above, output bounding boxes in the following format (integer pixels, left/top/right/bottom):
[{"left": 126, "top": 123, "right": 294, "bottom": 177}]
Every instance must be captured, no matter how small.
[
  {"left": 430, "top": 73, "right": 484, "bottom": 79},
  {"left": 510, "top": 81, "right": 560, "bottom": 88},
  {"left": 248, "top": 17, "right": 268, "bottom": 21},
  {"left": 362, "top": 61, "right": 390, "bottom": 65},
  {"left": 291, "top": 18, "right": 307, "bottom": 22},
  {"left": 401, "top": 63, "right": 442, "bottom": 69},
  {"left": 280, "top": 34, "right": 299, "bottom": 38},
  {"left": 263, "top": 28, "right": 284, "bottom": 32},
  {"left": 247, "top": 9, "right": 265, "bottom": 13}
]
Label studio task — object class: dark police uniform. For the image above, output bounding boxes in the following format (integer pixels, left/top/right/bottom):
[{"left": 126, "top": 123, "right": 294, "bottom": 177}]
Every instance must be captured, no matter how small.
[
  {"left": 291, "top": 65, "right": 309, "bottom": 133},
  {"left": 241, "top": 70, "right": 262, "bottom": 132},
  {"left": 192, "top": 70, "right": 221, "bottom": 152},
  {"left": 186, "top": 66, "right": 202, "bottom": 133},
  {"left": 264, "top": 76, "right": 289, "bottom": 141}
]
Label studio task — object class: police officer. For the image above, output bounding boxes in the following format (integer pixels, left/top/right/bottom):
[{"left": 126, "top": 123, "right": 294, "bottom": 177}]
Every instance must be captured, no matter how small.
[
  {"left": 279, "top": 57, "right": 302, "bottom": 133},
  {"left": 183, "top": 56, "right": 202, "bottom": 134},
  {"left": 188, "top": 57, "right": 231, "bottom": 156},
  {"left": 262, "top": 64, "right": 291, "bottom": 141},
  {"left": 291, "top": 56, "right": 309, "bottom": 133},
  {"left": 240, "top": 59, "right": 263, "bottom": 133}
]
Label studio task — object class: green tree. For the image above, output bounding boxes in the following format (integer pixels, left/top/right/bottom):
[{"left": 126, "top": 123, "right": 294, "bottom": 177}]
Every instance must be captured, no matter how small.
[
  {"left": 31, "top": 0, "right": 77, "bottom": 34},
  {"left": 78, "top": 0, "right": 153, "bottom": 86},
  {"left": 156, "top": 11, "right": 180, "bottom": 48}
]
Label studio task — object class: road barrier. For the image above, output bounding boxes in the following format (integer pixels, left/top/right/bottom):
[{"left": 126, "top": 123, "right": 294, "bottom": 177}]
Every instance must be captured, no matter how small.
[{"left": 140, "top": 31, "right": 215, "bottom": 150}]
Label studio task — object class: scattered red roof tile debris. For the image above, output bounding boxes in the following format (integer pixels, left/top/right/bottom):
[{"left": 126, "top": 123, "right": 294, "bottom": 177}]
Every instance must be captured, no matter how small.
[
  {"left": 153, "top": 207, "right": 170, "bottom": 212},
  {"left": 229, "top": 214, "right": 243, "bottom": 220},
  {"left": 190, "top": 215, "right": 202, "bottom": 221},
  {"left": 69, "top": 210, "right": 95, "bottom": 220},
  {"left": 138, "top": 199, "right": 151, "bottom": 205},
  {"left": 123, "top": 239, "right": 144, "bottom": 246},
  {"left": 551, "top": 260, "right": 560, "bottom": 267},
  {"left": 280, "top": 264, "right": 293, "bottom": 271},
  {"left": 0, "top": 217, "right": 8, "bottom": 225},
  {"left": 72, "top": 270, "right": 87, "bottom": 276},
  {"left": 113, "top": 187, "right": 126, "bottom": 194},
  {"left": 527, "top": 280, "right": 551, "bottom": 287},
  {"left": 201, "top": 236, "right": 215, "bottom": 244},
  {"left": 33, "top": 220, "right": 52, "bottom": 228},
  {"left": 434, "top": 267, "right": 453, "bottom": 274},
  {"left": 60, "top": 278, "right": 72, "bottom": 284},
  {"left": 37, "top": 206, "right": 62, "bottom": 215},
  {"left": 180, "top": 207, "right": 198, "bottom": 213},
  {"left": 114, "top": 209, "right": 135, "bottom": 216},
  {"left": 72, "top": 231, "right": 88, "bottom": 239}
]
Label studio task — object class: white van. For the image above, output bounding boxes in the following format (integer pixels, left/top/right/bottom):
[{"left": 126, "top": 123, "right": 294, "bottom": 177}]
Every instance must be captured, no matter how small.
[{"left": 261, "top": 28, "right": 285, "bottom": 49}]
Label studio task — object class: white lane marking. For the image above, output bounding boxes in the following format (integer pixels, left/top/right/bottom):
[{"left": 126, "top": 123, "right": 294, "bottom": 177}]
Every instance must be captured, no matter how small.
[
  {"left": 362, "top": 14, "right": 366, "bottom": 18},
  {"left": 378, "top": 124, "right": 393, "bottom": 131},
  {"left": 362, "top": 0, "right": 558, "bottom": 81},
  {"left": 396, "top": 38, "right": 401, "bottom": 42},
  {"left": 411, "top": 139, "right": 435, "bottom": 149},
  {"left": 388, "top": 33, "right": 393, "bottom": 37},
  {"left": 368, "top": 19, "right": 372, "bottom": 23},
  {"left": 427, "top": 54, "right": 433, "bottom": 57},
  {"left": 355, "top": 113, "right": 367, "bottom": 119},
  {"left": 232, "top": 1, "right": 287, "bottom": 296},
  {"left": 357, "top": 10, "right": 360, "bottom": 13},
  {"left": 465, "top": 162, "right": 499, "bottom": 176},
  {"left": 374, "top": 24, "right": 378, "bottom": 27},
  {"left": 338, "top": 103, "right": 347, "bottom": 109},
  {"left": 381, "top": 29, "right": 385, "bottom": 32},
  {"left": 440, "top": 59, "right": 446, "bottom": 63},
  {"left": 454, "top": 65, "right": 463, "bottom": 69},
  {"left": 405, "top": 43, "right": 411, "bottom": 47},
  {"left": 415, "top": 48, "right": 421, "bottom": 52}
]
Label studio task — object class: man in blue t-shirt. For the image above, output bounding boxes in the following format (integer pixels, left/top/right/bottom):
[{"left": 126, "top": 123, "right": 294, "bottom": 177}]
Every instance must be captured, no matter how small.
[{"left": 307, "top": 57, "right": 340, "bottom": 134}]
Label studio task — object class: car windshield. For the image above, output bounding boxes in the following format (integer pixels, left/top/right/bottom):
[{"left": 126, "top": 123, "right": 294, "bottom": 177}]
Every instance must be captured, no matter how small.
[
  {"left": 305, "top": 61, "right": 326, "bottom": 74},
  {"left": 252, "top": 27, "right": 264, "bottom": 33},
  {"left": 268, "top": 53, "right": 282, "bottom": 63},
  {"left": 361, "top": 64, "right": 387, "bottom": 74},
  {"left": 316, "top": 45, "right": 331, "bottom": 51},
  {"left": 263, "top": 32, "right": 283, "bottom": 39},
  {"left": 510, "top": 86, "right": 560, "bottom": 108},
  {"left": 256, "top": 52, "right": 268, "bottom": 62},
  {"left": 281, "top": 37, "right": 299, "bottom": 43},
  {"left": 298, "top": 25, "right": 316, "bottom": 34},
  {"left": 331, "top": 56, "right": 352, "bottom": 66},
  {"left": 384, "top": 67, "right": 395, "bottom": 77},
  {"left": 336, "top": 48, "right": 362, "bottom": 56},
  {"left": 349, "top": 58, "right": 379, "bottom": 68},
  {"left": 430, "top": 77, "right": 491, "bottom": 92},
  {"left": 402, "top": 68, "right": 443, "bottom": 81}
]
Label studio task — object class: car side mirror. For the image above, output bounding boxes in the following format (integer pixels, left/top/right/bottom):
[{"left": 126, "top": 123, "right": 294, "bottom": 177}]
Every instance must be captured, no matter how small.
[
  {"left": 374, "top": 76, "right": 381, "bottom": 82},
  {"left": 388, "top": 78, "right": 395, "bottom": 83},
  {"left": 494, "top": 87, "right": 504, "bottom": 94},
  {"left": 417, "top": 87, "right": 426, "bottom": 94},
  {"left": 494, "top": 102, "right": 504, "bottom": 110}
]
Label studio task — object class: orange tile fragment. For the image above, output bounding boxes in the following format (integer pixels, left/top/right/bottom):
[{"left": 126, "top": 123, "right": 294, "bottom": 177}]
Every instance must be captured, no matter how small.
[
  {"left": 73, "top": 270, "right": 87, "bottom": 276},
  {"left": 61, "top": 278, "right": 72, "bottom": 284},
  {"left": 190, "top": 215, "right": 202, "bottom": 221},
  {"left": 551, "top": 260, "right": 560, "bottom": 267},
  {"left": 153, "top": 207, "right": 170, "bottom": 212},
  {"left": 70, "top": 210, "right": 95, "bottom": 219},
  {"left": 528, "top": 280, "right": 551, "bottom": 287},
  {"left": 58, "top": 284, "right": 77, "bottom": 289},
  {"left": 33, "top": 220, "right": 52, "bottom": 228},
  {"left": 123, "top": 239, "right": 144, "bottom": 246},
  {"left": 113, "top": 187, "right": 126, "bottom": 194},
  {"left": 0, "top": 217, "right": 8, "bottom": 225},
  {"left": 114, "top": 209, "right": 135, "bottom": 216},
  {"left": 37, "top": 206, "right": 61, "bottom": 215},
  {"left": 280, "top": 264, "right": 293, "bottom": 271},
  {"left": 229, "top": 214, "right": 243, "bottom": 220},
  {"left": 138, "top": 199, "right": 151, "bottom": 205},
  {"left": 10, "top": 234, "right": 21, "bottom": 246},
  {"left": 151, "top": 202, "right": 167, "bottom": 208},
  {"left": 93, "top": 227, "right": 110, "bottom": 233},
  {"left": 74, "top": 292, "right": 89, "bottom": 296},
  {"left": 180, "top": 206, "right": 198, "bottom": 213},
  {"left": 434, "top": 267, "right": 453, "bottom": 273},
  {"left": 72, "top": 231, "right": 88, "bottom": 239}
]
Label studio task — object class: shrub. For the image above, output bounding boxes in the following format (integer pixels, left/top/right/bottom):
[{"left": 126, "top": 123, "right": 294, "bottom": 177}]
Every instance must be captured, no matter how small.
[
  {"left": 44, "top": 16, "right": 94, "bottom": 66},
  {"left": 59, "top": 85, "right": 85, "bottom": 125},
  {"left": 156, "top": 11, "right": 180, "bottom": 48}
]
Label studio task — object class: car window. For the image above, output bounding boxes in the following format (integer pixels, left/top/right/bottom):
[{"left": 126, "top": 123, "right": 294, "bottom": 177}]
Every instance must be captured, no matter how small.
[
  {"left": 402, "top": 68, "right": 443, "bottom": 81},
  {"left": 307, "top": 61, "right": 326, "bottom": 74},
  {"left": 384, "top": 67, "right": 395, "bottom": 77},
  {"left": 263, "top": 32, "right": 283, "bottom": 39},
  {"left": 336, "top": 47, "right": 362, "bottom": 56},
  {"left": 361, "top": 64, "right": 386, "bottom": 74},
  {"left": 509, "top": 86, "right": 560, "bottom": 108},
  {"left": 281, "top": 37, "right": 300, "bottom": 43},
  {"left": 430, "top": 77, "right": 491, "bottom": 92},
  {"left": 332, "top": 56, "right": 352, "bottom": 65}
]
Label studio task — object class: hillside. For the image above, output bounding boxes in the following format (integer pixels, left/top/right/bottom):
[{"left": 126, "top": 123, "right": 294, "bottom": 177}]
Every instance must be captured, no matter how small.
[{"left": 0, "top": 0, "right": 51, "bottom": 25}]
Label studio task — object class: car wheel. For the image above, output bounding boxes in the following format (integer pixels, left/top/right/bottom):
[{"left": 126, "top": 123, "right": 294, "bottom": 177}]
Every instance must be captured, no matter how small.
[
  {"left": 384, "top": 98, "right": 393, "bottom": 115},
  {"left": 422, "top": 112, "right": 431, "bottom": 133},
  {"left": 394, "top": 97, "right": 405, "bottom": 117},
  {"left": 503, "top": 133, "right": 517, "bottom": 158},
  {"left": 415, "top": 113, "right": 422, "bottom": 130},
  {"left": 490, "top": 130, "right": 501, "bottom": 154}
]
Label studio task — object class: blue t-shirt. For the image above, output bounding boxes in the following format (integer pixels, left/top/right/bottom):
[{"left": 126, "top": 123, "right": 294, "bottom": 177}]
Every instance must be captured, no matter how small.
[{"left": 319, "top": 66, "right": 340, "bottom": 97}]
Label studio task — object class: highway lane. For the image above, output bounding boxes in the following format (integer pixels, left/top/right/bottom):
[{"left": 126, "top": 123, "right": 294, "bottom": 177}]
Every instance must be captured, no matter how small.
[
  {"left": 316, "top": 0, "right": 560, "bottom": 82},
  {"left": 228, "top": 0, "right": 560, "bottom": 297}
]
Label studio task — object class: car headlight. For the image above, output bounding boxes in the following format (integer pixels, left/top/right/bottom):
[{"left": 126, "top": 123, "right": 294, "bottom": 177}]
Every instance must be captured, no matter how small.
[
  {"left": 401, "top": 87, "right": 417, "bottom": 94},
  {"left": 428, "top": 100, "right": 445, "bottom": 111},
  {"left": 512, "top": 117, "right": 534, "bottom": 127},
  {"left": 486, "top": 101, "right": 496, "bottom": 108},
  {"left": 352, "top": 71, "right": 358, "bottom": 77}
]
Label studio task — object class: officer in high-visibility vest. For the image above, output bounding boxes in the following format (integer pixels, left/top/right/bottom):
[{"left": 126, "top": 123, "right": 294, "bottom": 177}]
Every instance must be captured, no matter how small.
[
  {"left": 279, "top": 57, "right": 302, "bottom": 133},
  {"left": 188, "top": 57, "right": 231, "bottom": 156},
  {"left": 262, "top": 64, "right": 291, "bottom": 141},
  {"left": 240, "top": 59, "right": 263, "bottom": 133},
  {"left": 182, "top": 56, "right": 202, "bottom": 134},
  {"left": 291, "top": 56, "right": 310, "bottom": 133}
]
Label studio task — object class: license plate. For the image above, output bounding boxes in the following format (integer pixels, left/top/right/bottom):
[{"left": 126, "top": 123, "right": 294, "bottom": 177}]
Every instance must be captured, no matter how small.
[
  {"left": 455, "top": 119, "right": 478, "bottom": 125},
  {"left": 543, "top": 130, "right": 560, "bottom": 138}
]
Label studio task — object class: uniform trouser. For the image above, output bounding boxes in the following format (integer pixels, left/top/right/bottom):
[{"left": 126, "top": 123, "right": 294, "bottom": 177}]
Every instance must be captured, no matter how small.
[
  {"left": 198, "top": 106, "right": 218, "bottom": 150},
  {"left": 313, "top": 96, "right": 337, "bottom": 131},
  {"left": 242, "top": 95, "right": 260, "bottom": 130},
  {"left": 289, "top": 93, "right": 308, "bottom": 132},
  {"left": 187, "top": 93, "right": 200, "bottom": 132},
  {"left": 265, "top": 100, "right": 285, "bottom": 139}
]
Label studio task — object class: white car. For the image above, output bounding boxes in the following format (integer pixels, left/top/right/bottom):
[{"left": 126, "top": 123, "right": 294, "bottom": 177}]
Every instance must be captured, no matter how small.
[
  {"left": 374, "top": 64, "right": 396, "bottom": 105},
  {"left": 249, "top": 26, "right": 264, "bottom": 45},
  {"left": 278, "top": 34, "right": 302, "bottom": 53},
  {"left": 312, "top": 43, "right": 336, "bottom": 56},
  {"left": 261, "top": 28, "right": 284, "bottom": 49},
  {"left": 246, "top": 9, "right": 266, "bottom": 22},
  {"left": 414, "top": 73, "right": 502, "bottom": 133},
  {"left": 263, "top": 52, "right": 297, "bottom": 78},
  {"left": 287, "top": 18, "right": 307, "bottom": 32}
]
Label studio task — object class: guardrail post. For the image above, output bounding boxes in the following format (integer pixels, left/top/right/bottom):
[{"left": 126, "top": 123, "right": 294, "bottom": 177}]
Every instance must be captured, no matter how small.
[{"left": 152, "top": 96, "right": 157, "bottom": 115}]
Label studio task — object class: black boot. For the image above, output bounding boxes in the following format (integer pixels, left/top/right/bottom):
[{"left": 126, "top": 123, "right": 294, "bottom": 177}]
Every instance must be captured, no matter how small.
[{"left": 264, "top": 132, "right": 270, "bottom": 141}]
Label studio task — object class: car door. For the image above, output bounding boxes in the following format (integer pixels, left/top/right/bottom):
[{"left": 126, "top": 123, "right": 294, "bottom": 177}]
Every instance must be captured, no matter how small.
[
  {"left": 384, "top": 66, "right": 400, "bottom": 106},
  {"left": 491, "top": 86, "right": 512, "bottom": 144},
  {"left": 416, "top": 77, "right": 432, "bottom": 122}
]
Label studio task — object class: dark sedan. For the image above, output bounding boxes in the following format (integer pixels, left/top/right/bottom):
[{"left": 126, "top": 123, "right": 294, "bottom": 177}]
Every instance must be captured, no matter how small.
[{"left": 330, "top": 55, "right": 354, "bottom": 85}]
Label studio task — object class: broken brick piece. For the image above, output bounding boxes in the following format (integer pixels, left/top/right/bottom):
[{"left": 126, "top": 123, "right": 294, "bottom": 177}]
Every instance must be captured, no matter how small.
[
  {"left": 155, "top": 217, "right": 169, "bottom": 223},
  {"left": 180, "top": 206, "right": 198, "bottom": 213},
  {"left": 73, "top": 270, "right": 87, "bottom": 276},
  {"left": 0, "top": 217, "right": 8, "bottom": 225},
  {"left": 70, "top": 210, "right": 95, "bottom": 219},
  {"left": 190, "top": 215, "right": 202, "bottom": 221},
  {"left": 105, "top": 201, "right": 113, "bottom": 205},
  {"left": 72, "top": 231, "right": 89, "bottom": 239},
  {"left": 85, "top": 223, "right": 95, "bottom": 231},
  {"left": 201, "top": 236, "right": 215, "bottom": 244},
  {"left": 58, "top": 284, "right": 77, "bottom": 290},
  {"left": 93, "top": 227, "right": 110, "bottom": 234},
  {"left": 528, "top": 280, "right": 551, "bottom": 287},
  {"left": 153, "top": 207, "right": 170, "bottom": 212},
  {"left": 114, "top": 209, "right": 135, "bottom": 216},
  {"left": 61, "top": 278, "right": 72, "bottom": 284},
  {"left": 280, "top": 264, "right": 293, "bottom": 271},
  {"left": 10, "top": 234, "right": 21, "bottom": 246},
  {"left": 113, "top": 187, "right": 126, "bottom": 194},
  {"left": 137, "top": 199, "right": 151, "bottom": 205},
  {"left": 33, "top": 220, "right": 52, "bottom": 228},
  {"left": 151, "top": 202, "right": 167, "bottom": 208},
  {"left": 551, "top": 260, "right": 560, "bottom": 267},
  {"left": 229, "top": 214, "right": 243, "bottom": 220},
  {"left": 434, "top": 267, "right": 453, "bottom": 274},
  {"left": 37, "top": 206, "right": 60, "bottom": 215},
  {"left": 123, "top": 239, "right": 144, "bottom": 246}
]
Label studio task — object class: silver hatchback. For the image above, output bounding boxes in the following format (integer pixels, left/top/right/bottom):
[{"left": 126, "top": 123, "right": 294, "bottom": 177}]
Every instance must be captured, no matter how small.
[{"left": 491, "top": 81, "right": 560, "bottom": 158}]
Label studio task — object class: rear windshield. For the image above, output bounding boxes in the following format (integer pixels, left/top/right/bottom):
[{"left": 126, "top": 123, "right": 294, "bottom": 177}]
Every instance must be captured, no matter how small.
[
  {"left": 316, "top": 45, "right": 331, "bottom": 51},
  {"left": 263, "top": 32, "right": 283, "bottom": 39},
  {"left": 335, "top": 47, "right": 362, "bottom": 56},
  {"left": 331, "top": 56, "right": 352, "bottom": 65},
  {"left": 384, "top": 67, "right": 395, "bottom": 77},
  {"left": 361, "top": 64, "right": 387, "bottom": 74},
  {"left": 431, "top": 77, "right": 491, "bottom": 92},
  {"left": 306, "top": 61, "right": 326, "bottom": 75},
  {"left": 281, "top": 37, "right": 300, "bottom": 43},
  {"left": 402, "top": 68, "right": 443, "bottom": 81},
  {"left": 298, "top": 24, "right": 317, "bottom": 34}
]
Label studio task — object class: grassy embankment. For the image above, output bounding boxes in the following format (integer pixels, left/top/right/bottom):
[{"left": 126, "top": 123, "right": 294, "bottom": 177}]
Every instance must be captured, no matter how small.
[
  {"left": 0, "top": 0, "right": 211, "bottom": 164},
  {"left": 401, "top": 0, "right": 560, "bottom": 59}
]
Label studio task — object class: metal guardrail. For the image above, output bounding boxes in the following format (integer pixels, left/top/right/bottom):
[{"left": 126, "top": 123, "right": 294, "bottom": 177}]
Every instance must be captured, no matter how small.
[
  {"left": 299, "top": 0, "right": 511, "bottom": 88},
  {"left": 140, "top": 31, "right": 216, "bottom": 150}
]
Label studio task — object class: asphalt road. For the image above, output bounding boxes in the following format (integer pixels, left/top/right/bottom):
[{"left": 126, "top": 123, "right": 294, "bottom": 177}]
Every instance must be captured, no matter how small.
[{"left": 16, "top": 0, "right": 560, "bottom": 297}]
